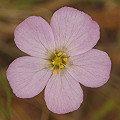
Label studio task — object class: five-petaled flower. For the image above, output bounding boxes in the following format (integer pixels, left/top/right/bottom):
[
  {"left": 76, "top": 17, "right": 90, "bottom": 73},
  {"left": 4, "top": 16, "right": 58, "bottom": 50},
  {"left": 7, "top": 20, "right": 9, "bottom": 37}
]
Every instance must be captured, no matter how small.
[{"left": 6, "top": 7, "right": 111, "bottom": 114}]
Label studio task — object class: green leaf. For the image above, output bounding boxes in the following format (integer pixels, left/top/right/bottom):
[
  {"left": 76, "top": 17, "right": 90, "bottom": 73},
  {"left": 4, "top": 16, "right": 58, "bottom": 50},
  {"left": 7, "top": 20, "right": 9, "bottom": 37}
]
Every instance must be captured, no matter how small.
[
  {"left": 92, "top": 99, "right": 117, "bottom": 120},
  {"left": 11, "top": 0, "right": 47, "bottom": 9},
  {"left": 0, "top": 69, "right": 12, "bottom": 119},
  {"left": 0, "top": 95, "right": 6, "bottom": 120}
]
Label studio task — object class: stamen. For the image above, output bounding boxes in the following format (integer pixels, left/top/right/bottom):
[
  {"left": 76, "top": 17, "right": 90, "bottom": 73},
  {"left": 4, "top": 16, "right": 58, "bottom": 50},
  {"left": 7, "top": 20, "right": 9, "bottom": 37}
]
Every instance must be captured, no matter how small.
[
  {"left": 58, "top": 64, "right": 61, "bottom": 77},
  {"left": 50, "top": 67, "right": 54, "bottom": 70},
  {"left": 53, "top": 69, "right": 57, "bottom": 75},
  {"left": 62, "top": 52, "right": 66, "bottom": 56},
  {"left": 52, "top": 61, "right": 55, "bottom": 65},
  {"left": 60, "top": 65, "right": 64, "bottom": 69},
  {"left": 57, "top": 52, "right": 62, "bottom": 56},
  {"left": 63, "top": 58, "right": 68, "bottom": 62},
  {"left": 48, "top": 51, "right": 68, "bottom": 75}
]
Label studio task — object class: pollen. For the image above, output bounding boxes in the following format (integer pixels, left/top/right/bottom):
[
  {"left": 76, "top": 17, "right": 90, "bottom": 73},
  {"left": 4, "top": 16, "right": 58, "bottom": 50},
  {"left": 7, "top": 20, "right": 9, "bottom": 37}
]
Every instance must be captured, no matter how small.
[
  {"left": 52, "top": 61, "right": 55, "bottom": 65},
  {"left": 60, "top": 65, "right": 64, "bottom": 69},
  {"left": 63, "top": 58, "right": 68, "bottom": 62},
  {"left": 57, "top": 52, "right": 62, "bottom": 56},
  {"left": 53, "top": 69, "right": 57, "bottom": 75},
  {"left": 48, "top": 51, "right": 68, "bottom": 75}
]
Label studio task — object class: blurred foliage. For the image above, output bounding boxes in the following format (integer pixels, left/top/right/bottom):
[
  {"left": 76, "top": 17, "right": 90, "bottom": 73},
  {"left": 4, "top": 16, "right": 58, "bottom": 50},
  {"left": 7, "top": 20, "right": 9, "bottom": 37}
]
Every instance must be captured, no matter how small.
[
  {"left": 11, "top": 0, "right": 47, "bottom": 9},
  {"left": 74, "top": 0, "right": 109, "bottom": 2},
  {"left": 0, "top": 69, "right": 11, "bottom": 120},
  {"left": 0, "top": 0, "right": 48, "bottom": 9},
  {"left": 92, "top": 99, "right": 118, "bottom": 120},
  {"left": 117, "top": 35, "right": 120, "bottom": 47},
  {"left": 0, "top": 0, "right": 120, "bottom": 120},
  {"left": 76, "top": 0, "right": 120, "bottom": 2},
  {"left": 0, "top": 0, "right": 120, "bottom": 9}
]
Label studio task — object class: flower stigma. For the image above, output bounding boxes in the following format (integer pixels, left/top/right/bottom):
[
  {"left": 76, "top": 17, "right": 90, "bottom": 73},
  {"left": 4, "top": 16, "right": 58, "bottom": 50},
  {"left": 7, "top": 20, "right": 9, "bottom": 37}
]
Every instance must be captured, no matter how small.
[{"left": 47, "top": 51, "right": 68, "bottom": 75}]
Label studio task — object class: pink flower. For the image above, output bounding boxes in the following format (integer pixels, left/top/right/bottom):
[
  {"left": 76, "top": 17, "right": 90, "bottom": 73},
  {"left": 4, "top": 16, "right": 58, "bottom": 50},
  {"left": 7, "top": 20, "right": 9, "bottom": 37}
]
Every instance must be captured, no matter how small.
[{"left": 6, "top": 7, "right": 111, "bottom": 114}]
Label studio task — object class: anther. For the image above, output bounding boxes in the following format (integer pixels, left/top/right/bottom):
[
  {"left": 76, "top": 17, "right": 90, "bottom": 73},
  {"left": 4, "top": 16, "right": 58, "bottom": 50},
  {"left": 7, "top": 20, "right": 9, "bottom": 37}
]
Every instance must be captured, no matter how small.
[
  {"left": 49, "top": 51, "right": 68, "bottom": 75},
  {"left": 63, "top": 58, "right": 68, "bottom": 62},
  {"left": 52, "top": 61, "right": 55, "bottom": 65},
  {"left": 57, "top": 52, "right": 62, "bottom": 56},
  {"left": 60, "top": 65, "right": 64, "bottom": 69},
  {"left": 53, "top": 69, "right": 57, "bottom": 75}
]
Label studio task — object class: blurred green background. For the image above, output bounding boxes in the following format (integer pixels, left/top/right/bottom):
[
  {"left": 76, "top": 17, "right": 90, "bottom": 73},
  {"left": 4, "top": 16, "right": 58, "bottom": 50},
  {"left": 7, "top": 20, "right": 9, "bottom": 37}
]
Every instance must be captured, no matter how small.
[{"left": 0, "top": 0, "right": 120, "bottom": 120}]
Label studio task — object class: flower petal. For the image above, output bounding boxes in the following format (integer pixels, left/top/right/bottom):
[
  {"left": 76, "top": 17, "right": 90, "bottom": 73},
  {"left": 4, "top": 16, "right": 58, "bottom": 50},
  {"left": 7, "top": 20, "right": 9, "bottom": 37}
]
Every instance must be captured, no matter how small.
[
  {"left": 14, "top": 16, "right": 55, "bottom": 58},
  {"left": 44, "top": 71, "right": 83, "bottom": 114},
  {"left": 67, "top": 49, "right": 111, "bottom": 87},
  {"left": 7, "top": 56, "right": 52, "bottom": 98},
  {"left": 50, "top": 7, "right": 100, "bottom": 56}
]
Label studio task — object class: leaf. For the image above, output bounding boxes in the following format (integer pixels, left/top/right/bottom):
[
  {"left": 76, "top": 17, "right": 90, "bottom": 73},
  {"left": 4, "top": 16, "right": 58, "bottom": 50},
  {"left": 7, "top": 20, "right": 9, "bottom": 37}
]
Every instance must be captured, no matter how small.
[
  {"left": 0, "top": 95, "right": 6, "bottom": 120},
  {"left": 11, "top": 0, "right": 47, "bottom": 9},
  {"left": 0, "top": 69, "right": 12, "bottom": 119},
  {"left": 91, "top": 98, "right": 117, "bottom": 120}
]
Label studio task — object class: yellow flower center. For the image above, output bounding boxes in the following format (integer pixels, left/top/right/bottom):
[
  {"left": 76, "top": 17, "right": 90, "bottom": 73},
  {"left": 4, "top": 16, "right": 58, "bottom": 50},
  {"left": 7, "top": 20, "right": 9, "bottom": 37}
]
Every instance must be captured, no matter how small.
[
  {"left": 53, "top": 57, "right": 62, "bottom": 65},
  {"left": 48, "top": 51, "right": 68, "bottom": 75}
]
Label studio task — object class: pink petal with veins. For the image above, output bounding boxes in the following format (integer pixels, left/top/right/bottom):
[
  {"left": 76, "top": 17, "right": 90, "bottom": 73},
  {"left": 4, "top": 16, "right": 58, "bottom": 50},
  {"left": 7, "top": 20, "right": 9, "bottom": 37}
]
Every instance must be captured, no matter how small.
[
  {"left": 7, "top": 56, "right": 52, "bottom": 98},
  {"left": 14, "top": 16, "right": 55, "bottom": 58},
  {"left": 50, "top": 7, "right": 100, "bottom": 56},
  {"left": 45, "top": 71, "right": 83, "bottom": 114},
  {"left": 67, "top": 49, "right": 111, "bottom": 87}
]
